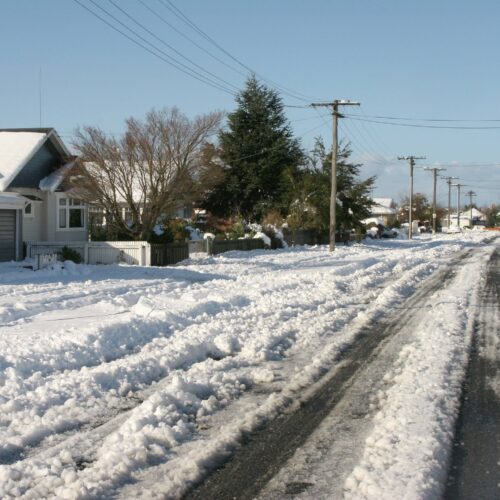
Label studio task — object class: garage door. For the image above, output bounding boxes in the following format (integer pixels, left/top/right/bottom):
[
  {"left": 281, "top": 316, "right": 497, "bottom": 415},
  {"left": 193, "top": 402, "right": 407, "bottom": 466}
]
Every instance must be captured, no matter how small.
[{"left": 0, "top": 209, "right": 17, "bottom": 262}]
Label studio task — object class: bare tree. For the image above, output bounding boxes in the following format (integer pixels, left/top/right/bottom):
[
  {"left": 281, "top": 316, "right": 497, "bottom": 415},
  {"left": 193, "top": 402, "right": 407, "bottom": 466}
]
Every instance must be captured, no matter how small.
[{"left": 71, "top": 107, "right": 224, "bottom": 240}]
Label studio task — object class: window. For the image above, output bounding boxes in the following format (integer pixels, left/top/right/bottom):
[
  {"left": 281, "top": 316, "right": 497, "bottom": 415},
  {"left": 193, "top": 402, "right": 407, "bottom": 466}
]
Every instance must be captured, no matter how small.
[
  {"left": 57, "top": 197, "right": 85, "bottom": 230},
  {"left": 24, "top": 202, "right": 34, "bottom": 218}
]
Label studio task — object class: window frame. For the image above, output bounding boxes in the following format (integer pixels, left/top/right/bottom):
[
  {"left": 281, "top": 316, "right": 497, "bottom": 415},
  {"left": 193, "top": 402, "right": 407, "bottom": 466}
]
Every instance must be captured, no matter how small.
[
  {"left": 56, "top": 195, "right": 86, "bottom": 231},
  {"left": 23, "top": 201, "right": 35, "bottom": 218}
]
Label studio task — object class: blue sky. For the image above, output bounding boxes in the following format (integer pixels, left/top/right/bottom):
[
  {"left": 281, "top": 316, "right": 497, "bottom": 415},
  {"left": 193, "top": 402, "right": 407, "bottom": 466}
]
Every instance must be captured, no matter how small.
[{"left": 2, "top": 0, "right": 500, "bottom": 207}]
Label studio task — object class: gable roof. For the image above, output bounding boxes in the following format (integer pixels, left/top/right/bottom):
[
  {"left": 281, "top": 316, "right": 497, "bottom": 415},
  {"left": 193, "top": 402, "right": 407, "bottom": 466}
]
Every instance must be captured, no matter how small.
[
  {"left": 371, "top": 197, "right": 397, "bottom": 216},
  {"left": 372, "top": 197, "right": 394, "bottom": 209},
  {"left": 0, "top": 128, "right": 71, "bottom": 191}
]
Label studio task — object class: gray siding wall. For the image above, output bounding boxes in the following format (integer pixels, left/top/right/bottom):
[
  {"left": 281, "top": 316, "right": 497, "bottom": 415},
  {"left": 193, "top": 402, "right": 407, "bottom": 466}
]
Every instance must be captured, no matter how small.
[
  {"left": 8, "top": 141, "right": 61, "bottom": 188},
  {"left": 14, "top": 188, "right": 46, "bottom": 241},
  {"left": 0, "top": 209, "right": 17, "bottom": 261}
]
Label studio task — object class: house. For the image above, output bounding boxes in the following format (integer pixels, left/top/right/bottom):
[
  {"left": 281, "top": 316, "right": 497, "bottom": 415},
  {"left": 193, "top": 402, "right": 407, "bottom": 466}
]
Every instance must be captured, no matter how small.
[
  {"left": 444, "top": 208, "right": 487, "bottom": 229},
  {"left": 0, "top": 128, "right": 88, "bottom": 261},
  {"left": 369, "top": 198, "right": 398, "bottom": 226}
]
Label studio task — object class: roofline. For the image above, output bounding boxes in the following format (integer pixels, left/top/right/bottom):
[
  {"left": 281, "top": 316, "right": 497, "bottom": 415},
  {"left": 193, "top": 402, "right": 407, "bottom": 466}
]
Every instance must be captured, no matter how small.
[
  {"left": 0, "top": 128, "right": 73, "bottom": 191},
  {"left": 0, "top": 127, "right": 71, "bottom": 160},
  {"left": 47, "top": 129, "right": 71, "bottom": 159},
  {"left": 0, "top": 127, "right": 55, "bottom": 133}
]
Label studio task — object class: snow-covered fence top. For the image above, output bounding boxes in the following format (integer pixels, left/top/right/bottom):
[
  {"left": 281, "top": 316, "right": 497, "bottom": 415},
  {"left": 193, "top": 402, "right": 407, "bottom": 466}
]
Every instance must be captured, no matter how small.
[{"left": 26, "top": 241, "right": 151, "bottom": 266}]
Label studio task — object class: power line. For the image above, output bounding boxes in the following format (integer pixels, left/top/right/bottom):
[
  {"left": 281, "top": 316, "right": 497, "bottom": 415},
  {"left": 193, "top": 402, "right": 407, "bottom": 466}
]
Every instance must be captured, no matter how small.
[
  {"left": 342, "top": 115, "right": 391, "bottom": 166},
  {"left": 349, "top": 107, "right": 394, "bottom": 158},
  {"left": 137, "top": 0, "right": 248, "bottom": 80},
  {"left": 157, "top": 0, "right": 322, "bottom": 103},
  {"left": 72, "top": 0, "right": 237, "bottom": 96},
  {"left": 398, "top": 156, "right": 426, "bottom": 239},
  {"left": 424, "top": 163, "right": 500, "bottom": 167},
  {"left": 218, "top": 121, "right": 326, "bottom": 165},
  {"left": 343, "top": 113, "right": 500, "bottom": 123},
  {"left": 345, "top": 116, "right": 500, "bottom": 130},
  {"left": 311, "top": 100, "right": 360, "bottom": 251},
  {"left": 106, "top": 0, "right": 241, "bottom": 93}
]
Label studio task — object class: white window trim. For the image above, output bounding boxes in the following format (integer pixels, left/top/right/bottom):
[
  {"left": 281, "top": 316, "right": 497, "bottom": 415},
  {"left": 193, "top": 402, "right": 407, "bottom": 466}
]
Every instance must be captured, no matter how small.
[
  {"left": 23, "top": 202, "right": 35, "bottom": 218},
  {"left": 56, "top": 194, "right": 86, "bottom": 232}
]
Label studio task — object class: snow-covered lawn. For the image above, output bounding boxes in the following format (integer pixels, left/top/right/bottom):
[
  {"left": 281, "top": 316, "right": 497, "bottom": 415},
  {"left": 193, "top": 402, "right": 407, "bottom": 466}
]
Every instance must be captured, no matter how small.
[{"left": 0, "top": 233, "right": 496, "bottom": 499}]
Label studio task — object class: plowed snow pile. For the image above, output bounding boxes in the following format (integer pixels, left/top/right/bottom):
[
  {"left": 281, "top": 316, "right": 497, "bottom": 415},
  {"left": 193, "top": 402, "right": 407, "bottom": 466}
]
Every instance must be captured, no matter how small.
[{"left": 0, "top": 233, "right": 495, "bottom": 499}]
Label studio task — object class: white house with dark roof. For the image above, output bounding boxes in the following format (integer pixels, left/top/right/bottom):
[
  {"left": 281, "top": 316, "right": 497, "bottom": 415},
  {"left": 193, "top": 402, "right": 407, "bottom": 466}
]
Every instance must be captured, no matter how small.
[{"left": 0, "top": 128, "right": 88, "bottom": 261}]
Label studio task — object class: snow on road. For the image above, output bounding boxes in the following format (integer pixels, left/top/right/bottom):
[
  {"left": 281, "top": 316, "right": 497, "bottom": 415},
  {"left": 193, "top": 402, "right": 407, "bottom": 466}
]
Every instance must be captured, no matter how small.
[{"left": 0, "top": 233, "right": 495, "bottom": 498}]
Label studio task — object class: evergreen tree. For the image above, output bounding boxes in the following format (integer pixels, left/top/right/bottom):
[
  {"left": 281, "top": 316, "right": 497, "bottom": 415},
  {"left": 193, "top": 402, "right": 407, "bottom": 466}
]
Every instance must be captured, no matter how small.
[
  {"left": 203, "top": 76, "right": 303, "bottom": 220},
  {"left": 293, "top": 137, "right": 375, "bottom": 231}
]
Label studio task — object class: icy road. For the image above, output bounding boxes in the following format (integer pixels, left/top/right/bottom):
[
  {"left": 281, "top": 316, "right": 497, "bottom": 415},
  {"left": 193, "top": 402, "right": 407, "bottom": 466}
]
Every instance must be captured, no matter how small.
[{"left": 0, "top": 233, "right": 497, "bottom": 499}]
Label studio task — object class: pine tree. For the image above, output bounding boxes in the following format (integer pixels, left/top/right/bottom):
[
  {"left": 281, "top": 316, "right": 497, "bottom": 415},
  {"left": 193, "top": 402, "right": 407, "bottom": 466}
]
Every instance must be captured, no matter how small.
[
  {"left": 296, "top": 137, "right": 376, "bottom": 231},
  {"left": 203, "top": 76, "right": 303, "bottom": 220}
]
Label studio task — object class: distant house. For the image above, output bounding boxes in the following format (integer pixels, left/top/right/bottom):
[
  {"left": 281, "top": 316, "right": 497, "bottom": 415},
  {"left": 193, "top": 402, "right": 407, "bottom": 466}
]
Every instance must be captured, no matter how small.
[
  {"left": 0, "top": 128, "right": 88, "bottom": 261},
  {"left": 444, "top": 207, "right": 487, "bottom": 229},
  {"left": 369, "top": 198, "right": 397, "bottom": 226}
]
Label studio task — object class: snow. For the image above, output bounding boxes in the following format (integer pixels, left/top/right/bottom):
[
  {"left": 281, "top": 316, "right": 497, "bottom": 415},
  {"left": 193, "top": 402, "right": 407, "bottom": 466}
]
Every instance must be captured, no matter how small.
[
  {"left": 254, "top": 231, "right": 271, "bottom": 246},
  {"left": 0, "top": 132, "right": 47, "bottom": 191},
  {"left": 0, "top": 232, "right": 496, "bottom": 498},
  {"left": 39, "top": 162, "right": 75, "bottom": 192}
]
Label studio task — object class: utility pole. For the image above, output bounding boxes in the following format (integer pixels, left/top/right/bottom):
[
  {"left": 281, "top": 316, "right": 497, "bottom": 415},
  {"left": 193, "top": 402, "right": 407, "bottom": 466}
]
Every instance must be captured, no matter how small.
[
  {"left": 452, "top": 183, "right": 465, "bottom": 229},
  {"left": 442, "top": 176, "right": 458, "bottom": 231},
  {"left": 465, "top": 190, "right": 477, "bottom": 225},
  {"left": 398, "top": 156, "right": 426, "bottom": 239},
  {"left": 424, "top": 167, "right": 446, "bottom": 234},
  {"left": 311, "top": 100, "right": 360, "bottom": 251}
]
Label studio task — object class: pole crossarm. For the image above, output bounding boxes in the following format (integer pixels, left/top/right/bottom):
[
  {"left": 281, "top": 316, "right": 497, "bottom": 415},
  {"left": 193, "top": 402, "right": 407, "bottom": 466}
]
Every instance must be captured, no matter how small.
[{"left": 310, "top": 99, "right": 360, "bottom": 251}]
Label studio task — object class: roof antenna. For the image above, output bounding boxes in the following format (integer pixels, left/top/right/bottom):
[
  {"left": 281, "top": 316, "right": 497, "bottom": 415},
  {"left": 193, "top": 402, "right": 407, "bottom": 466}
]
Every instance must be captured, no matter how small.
[{"left": 39, "top": 67, "right": 42, "bottom": 127}]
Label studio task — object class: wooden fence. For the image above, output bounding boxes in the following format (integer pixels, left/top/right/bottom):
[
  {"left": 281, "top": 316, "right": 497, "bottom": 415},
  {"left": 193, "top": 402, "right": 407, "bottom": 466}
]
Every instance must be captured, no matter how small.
[
  {"left": 209, "top": 238, "right": 265, "bottom": 255},
  {"left": 150, "top": 243, "right": 189, "bottom": 266},
  {"left": 283, "top": 229, "right": 329, "bottom": 246}
]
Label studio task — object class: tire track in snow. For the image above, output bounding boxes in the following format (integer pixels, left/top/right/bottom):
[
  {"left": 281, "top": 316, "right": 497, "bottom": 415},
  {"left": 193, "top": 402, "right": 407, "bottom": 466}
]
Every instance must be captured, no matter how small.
[
  {"left": 184, "top": 250, "right": 473, "bottom": 500},
  {"left": 0, "top": 241, "right": 476, "bottom": 498},
  {"left": 0, "top": 252, "right": 408, "bottom": 471}
]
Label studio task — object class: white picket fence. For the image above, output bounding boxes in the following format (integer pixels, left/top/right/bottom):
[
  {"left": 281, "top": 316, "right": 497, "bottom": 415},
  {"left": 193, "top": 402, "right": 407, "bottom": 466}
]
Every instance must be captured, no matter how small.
[
  {"left": 34, "top": 252, "right": 59, "bottom": 271},
  {"left": 25, "top": 241, "right": 151, "bottom": 266}
]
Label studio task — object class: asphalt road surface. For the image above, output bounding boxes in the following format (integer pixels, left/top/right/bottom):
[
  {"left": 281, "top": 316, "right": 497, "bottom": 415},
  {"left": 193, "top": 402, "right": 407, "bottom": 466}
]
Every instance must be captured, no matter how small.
[
  {"left": 444, "top": 248, "right": 500, "bottom": 499},
  {"left": 184, "top": 249, "right": 488, "bottom": 500}
]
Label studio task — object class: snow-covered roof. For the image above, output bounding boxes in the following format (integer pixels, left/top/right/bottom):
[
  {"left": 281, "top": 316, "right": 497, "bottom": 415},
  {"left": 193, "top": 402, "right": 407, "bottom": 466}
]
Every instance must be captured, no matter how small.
[
  {"left": 370, "top": 198, "right": 397, "bottom": 216},
  {"left": 0, "top": 129, "right": 71, "bottom": 192},
  {"left": 450, "top": 208, "right": 487, "bottom": 220},
  {"left": 39, "top": 161, "right": 76, "bottom": 192},
  {"left": 361, "top": 217, "right": 385, "bottom": 226},
  {"left": 0, "top": 131, "right": 47, "bottom": 191},
  {"left": 372, "top": 198, "right": 394, "bottom": 209},
  {"left": 0, "top": 192, "right": 28, "bottom": 209}
]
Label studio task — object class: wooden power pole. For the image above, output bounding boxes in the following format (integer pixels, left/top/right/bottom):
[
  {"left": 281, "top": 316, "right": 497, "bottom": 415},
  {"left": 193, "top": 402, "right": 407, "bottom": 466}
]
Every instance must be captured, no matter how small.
[
  {"left": 423, "top": 167, "right": 446, "bottom": 234},
  {"left": 398, "top": 156, "right": 426, "bottom": 239},
  {"left": 442, "top": 176, "right": 458, "bottom": 231},
  {"left": 465, "top": 190, "right": 477, "bottom": 224},
  {"left": 311, "top": 100, "right": 360, "bottom": 251}
]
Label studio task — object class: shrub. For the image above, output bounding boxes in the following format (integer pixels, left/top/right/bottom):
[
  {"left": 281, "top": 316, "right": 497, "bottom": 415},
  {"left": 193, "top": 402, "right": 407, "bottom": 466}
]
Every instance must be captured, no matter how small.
[
  {"left": 227, "top": 217, "right": 246, "bottom": 240},
  {"left": 149, "top": 219, "right": 190, "bottom": 243},
  {"left": 262, "top": 210, "right": 285, "bottom": 229},
  {"left": 59, "top": 246, "right": 83, "bottom": 264}
]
